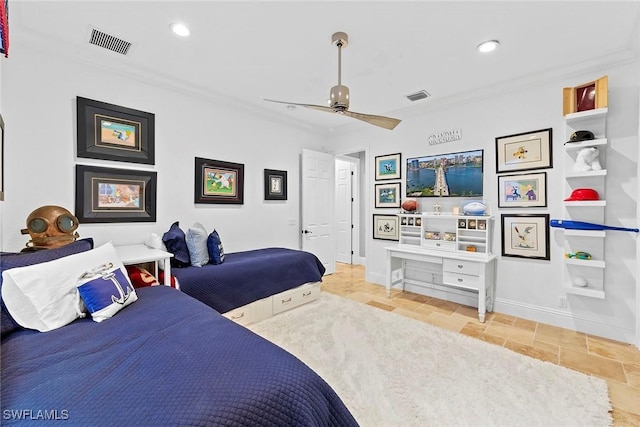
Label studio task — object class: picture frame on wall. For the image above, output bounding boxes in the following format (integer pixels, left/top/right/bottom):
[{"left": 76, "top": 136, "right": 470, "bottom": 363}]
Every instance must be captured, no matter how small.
[
  {"left": 375, "top": 153, "right": 401, "bottom": 181},
  {"left": 264, "top": 169, "right": 287, "bottom": 201},
  {"left": 195, "top": 157, "right": 244, "bottom": 204},
  {"left": 497, "top": 172, "right": 547, "bottom": 208},
  {"left": 76, "top": 97, "right": 155, "bottom": 165},
  {"left": 501, "top": 213, "right": 550, "bottom": 260},
  {"left": 373, "top": 214, "right": 399, "bottom": 241},
  {"left": 495, "top": 128, "right": 552, "bottom": 173},
  {"left": 375, "top": 182, "right": 401, "bottom": 208},
  {"left": 75, "top": 165, "right": 157, "bottom": 223}
]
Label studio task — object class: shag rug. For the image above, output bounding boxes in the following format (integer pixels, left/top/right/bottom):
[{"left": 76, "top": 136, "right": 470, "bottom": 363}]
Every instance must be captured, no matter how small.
[{"left": 248, "top": 292, "right": 612, "bottom": 427}]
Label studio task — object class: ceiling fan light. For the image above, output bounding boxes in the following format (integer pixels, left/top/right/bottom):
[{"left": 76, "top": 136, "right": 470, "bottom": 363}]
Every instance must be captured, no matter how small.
[
  {"left": 330, "top": 85, "right": 350, "bottom": 109},
  {"left": 477, "top": 40, "right": 499, "bottom": 53}
]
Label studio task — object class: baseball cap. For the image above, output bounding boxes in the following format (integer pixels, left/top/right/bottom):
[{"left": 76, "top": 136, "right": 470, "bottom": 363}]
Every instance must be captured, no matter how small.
[
  {"left": 564, "top": 188, "right": 599, "bottom": 201},
  {"left": 565, "top": 130, "right": 594, "bottom": 145}
]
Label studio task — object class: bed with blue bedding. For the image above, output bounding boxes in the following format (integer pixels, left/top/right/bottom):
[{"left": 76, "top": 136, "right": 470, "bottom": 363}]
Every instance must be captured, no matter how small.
[
  {"left": 0, "top": 242, "right": 357, "bottom": 426},
  {"left": 173, "top": 247, "right": 326, "bottom": 313}
]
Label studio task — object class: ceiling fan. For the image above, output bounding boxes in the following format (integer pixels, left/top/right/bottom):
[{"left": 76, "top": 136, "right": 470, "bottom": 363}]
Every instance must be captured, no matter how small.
[{"left": 264, "top": 32, "right": 401, "bottom": 130}]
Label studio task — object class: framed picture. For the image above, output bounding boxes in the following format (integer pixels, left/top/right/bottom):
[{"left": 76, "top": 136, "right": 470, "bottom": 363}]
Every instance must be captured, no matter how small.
[
  {"left": 375, "top": 153, "right": 401, "bottom": 180},
  {"left": 264, "top": 169, "right": 287, "bottom": 200},
  {"left": 77, "top": 97, "right": 155, "bottom": 165},
  {"left": 373, "top": 214, "right": 399, "bottom": 241},
  {"left": 75, "top": 165, "right": 157, "bottom": 223},
  {"left": 497, "top": 172, "right": 547, "bottom": 208},
  {"left": 375, "top": 182, "right": 401, "bottom": 208},
  {"left": 495, "top": 128, "right": 552, "bottom": 173},
  {"left": 195, "top": 157, "right": 244, "bottom": 204},
  {"left": 501, "top": 214, "right": 550, "bottom": 260},
  {"left": 0, "top": 113, "right": 4, "bottom": 201},
  {"left": 563, "top": 75, "right": 608, "bottom": 115}
]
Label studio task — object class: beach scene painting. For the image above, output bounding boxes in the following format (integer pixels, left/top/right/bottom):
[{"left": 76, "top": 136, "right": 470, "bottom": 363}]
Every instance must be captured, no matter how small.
[
  {"left": 98, "top": 115, "right": 138, "bottom": 148},
  {"left": 406, "top": 149, "right": 483, "bottom": 197}
]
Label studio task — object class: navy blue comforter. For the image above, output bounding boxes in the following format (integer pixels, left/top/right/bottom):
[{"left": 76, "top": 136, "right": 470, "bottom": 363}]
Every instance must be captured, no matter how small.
[
  {"left": 173, "top": 248, "right": 326, "bottom": 313},
  {"left": 1, "top": 286, "right": 357, "bottom": 426}
]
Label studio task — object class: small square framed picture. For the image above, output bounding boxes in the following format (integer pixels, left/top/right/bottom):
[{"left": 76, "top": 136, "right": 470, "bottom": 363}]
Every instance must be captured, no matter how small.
[
  {"left": 375, "top": 182, "right": 401, "bottom": 208},
  {"left": 375, "top": 153, "right": 401, "bottom": 181},
  {"left": 264, "top": 169, "right": 287, "bottom": 200},
  {"left": 373, "top": 214, "right": 399, "bottom": 241}
]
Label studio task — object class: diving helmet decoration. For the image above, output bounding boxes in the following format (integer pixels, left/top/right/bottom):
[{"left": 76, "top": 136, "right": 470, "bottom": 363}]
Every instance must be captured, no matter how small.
[{"left": 20, "top": 205, "right": 80, "bottom": 249}]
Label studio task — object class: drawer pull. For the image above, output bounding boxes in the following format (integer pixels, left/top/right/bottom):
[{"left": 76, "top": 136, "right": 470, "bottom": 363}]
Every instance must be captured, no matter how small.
[
  {"left": 231, "top": 312, "right": 245, "bottom": 319},
  {"left": 458, "top": 265, "right": 463, "bottom": 269},
  {"left": 302, "top": 291, "right": 312, "bottom": 297},
  {"left": 436, "top": 243, "right": 441, "bottom": 247},
  {"left": 457, "top": 278, "right": 463, "bottom": 283},
  {"left": 281, "top": 297, "right": 292, "bottom": 304}
]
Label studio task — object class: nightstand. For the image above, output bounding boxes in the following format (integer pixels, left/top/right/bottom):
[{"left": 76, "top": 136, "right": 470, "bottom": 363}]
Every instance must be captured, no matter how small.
[{"left": 115, "top": 244, "right": 174, "bottom": 286}]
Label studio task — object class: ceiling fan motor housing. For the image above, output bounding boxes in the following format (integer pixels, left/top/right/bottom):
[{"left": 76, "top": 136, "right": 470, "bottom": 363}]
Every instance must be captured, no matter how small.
[{"left": 330, "top": 84, "right": 350, "bottom": 110}]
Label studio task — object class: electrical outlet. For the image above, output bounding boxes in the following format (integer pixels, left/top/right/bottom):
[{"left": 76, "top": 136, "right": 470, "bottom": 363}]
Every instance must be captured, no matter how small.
[{"left": 558, "top": 296, "right": 567, "bottom": 308}]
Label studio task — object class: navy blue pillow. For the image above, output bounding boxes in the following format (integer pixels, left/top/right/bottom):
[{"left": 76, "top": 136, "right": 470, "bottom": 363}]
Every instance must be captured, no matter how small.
[
  {"left": 0, "top": 238, "right": 94, "bottom": 338},
  {"left": 206, "top": 229, "right": 225, "bottom": 265},
  {"left": 162, "top": 221, "right": 191, "bottom": 268}
]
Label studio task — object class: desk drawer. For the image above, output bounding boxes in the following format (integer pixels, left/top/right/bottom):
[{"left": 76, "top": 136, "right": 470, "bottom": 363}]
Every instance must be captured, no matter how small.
[
  {"left": 422, "top": 241, "right": 455, "bottom": 251},
  {"left": 443, "top": 271, "right": 479, "bottom": 291},
  {"left": 223, "top": 305, "right": 254, "bottom": 326},
  {"left": 443, "top": 258, "right": 481, "bottom": 275}
]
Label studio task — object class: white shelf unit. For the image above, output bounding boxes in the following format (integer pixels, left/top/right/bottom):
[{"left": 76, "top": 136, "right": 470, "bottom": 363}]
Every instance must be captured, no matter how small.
[
  {"left": 398, "top": 213, "right": 493, "bottom": 255},
  {"left": 562, "top": 108, "right": 607, "bottom": 298}
]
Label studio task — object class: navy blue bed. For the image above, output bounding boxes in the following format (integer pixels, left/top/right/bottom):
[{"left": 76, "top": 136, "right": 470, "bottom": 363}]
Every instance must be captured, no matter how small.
[
  {"left": 173, "top": 247, "right": 326, "bottom": 313},
  {"left": 1, "top": 285, "right": 357, "bottom": 426}
]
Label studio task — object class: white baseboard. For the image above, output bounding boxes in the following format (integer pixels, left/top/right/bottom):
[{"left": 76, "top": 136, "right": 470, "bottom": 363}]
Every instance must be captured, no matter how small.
[{"left": 494, "top": 298, "right": 636, "bottom": 345}]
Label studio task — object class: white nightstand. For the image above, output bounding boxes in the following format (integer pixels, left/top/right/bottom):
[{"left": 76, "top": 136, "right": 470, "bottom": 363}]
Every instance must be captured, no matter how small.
[{"left": 115, "top": 244, "right": 174, "bottom": 286}]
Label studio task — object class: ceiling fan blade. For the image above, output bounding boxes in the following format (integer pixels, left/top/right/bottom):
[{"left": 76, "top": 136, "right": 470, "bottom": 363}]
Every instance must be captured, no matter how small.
[
  {"left": 341, "top": 110, "right": 401, "bottom": 130},
  {"left": 263, "top": 98, "right": 335, "bottom": 113}
]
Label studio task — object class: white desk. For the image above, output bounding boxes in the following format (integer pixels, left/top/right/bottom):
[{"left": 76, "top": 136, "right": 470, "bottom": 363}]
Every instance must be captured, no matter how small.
[
  {"left": 385, "top": 245, "right": 497, "bottom": 322},
  {"left": 115, "top": 244, "right": 174, "bottom": 287}
]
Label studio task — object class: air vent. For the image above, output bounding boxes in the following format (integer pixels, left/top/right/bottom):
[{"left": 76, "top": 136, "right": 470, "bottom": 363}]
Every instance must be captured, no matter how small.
[
  {"left": 88, "top": 27, "right": 132, "bottom": 55},
  {"left": 405, "top": 90, "right": 431, "bottom": 102}
]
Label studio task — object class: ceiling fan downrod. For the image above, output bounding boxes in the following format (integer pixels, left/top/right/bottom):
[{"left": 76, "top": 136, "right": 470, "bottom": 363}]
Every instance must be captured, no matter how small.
[{"left": 330, "top": 31, "right": 349, "bottom": 111}]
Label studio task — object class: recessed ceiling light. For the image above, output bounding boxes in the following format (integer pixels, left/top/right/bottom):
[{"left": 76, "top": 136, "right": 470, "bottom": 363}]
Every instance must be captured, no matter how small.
[
  {"left": 170, "top": 23, "right": 190, "bottom": 37},
  {"left": 477, "top": 40, "right": 499, "bottom": 53}
]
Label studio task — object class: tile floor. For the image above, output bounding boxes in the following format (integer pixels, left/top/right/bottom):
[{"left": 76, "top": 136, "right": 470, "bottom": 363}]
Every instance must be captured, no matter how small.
[{"left": 321, "top": 263, "right": 640, "bottom": 426}]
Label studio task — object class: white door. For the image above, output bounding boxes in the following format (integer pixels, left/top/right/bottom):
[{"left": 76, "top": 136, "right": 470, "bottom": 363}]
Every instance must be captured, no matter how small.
[
  {"left": 335, "top": 158, "right": 353, "bottom": 264},
  {"left": 302, "top": 149, "right": 336, "bottom": 274}
]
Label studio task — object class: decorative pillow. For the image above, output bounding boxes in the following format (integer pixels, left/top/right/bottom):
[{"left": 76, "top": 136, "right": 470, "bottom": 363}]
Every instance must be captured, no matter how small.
[
  {"left": 158, "top": 270, "right": 181, "bottom": 290},
  {"left": 1, "top": 241, "right": 129, "bottom": 331},
  {"left": 125, "top": 265, "right": 159, "bottom": 288},
  {"left": 162, "top": 221, "right": 190, "bottom": 268},
  {"left": 186, "top": 222, "right": 210, "bottom": 267},
  {"left": 0, "top": 239, "right": 94, "bottom": 337},
  {"left": 77, "top": 262, "right": 137, "bottom": 322},
  {"left": 207, "top": 229, "right": 225, "bottom": 264}
]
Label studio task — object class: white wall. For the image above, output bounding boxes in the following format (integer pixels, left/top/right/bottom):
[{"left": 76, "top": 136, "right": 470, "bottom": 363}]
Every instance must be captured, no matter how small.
[
  {"left": 1, "top": 41, "right": 328, "bottom": 253},
  {"left": 328, "top": 61, "right": 639, "bottom": 343}
]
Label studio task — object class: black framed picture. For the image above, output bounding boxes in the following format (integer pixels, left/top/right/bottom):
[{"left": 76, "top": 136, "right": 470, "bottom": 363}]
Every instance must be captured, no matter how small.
[
  {"left": 75, "top": 165, "right": 157, "bottom": 223},
  {"left": 264, "top": 169, "right": 287, "bottom": 200},
  {"left": 501, "top": 213, "right": 550, "bottom": 260},
  {"left": 0, "top": 113, "right": 4, "bottom": 201},
  {"left": 495, "top": 128, "right": 552, "bottom": 173},
  {"left": 76, "top": 97, "right": 155, "bottom": 165},
  {"left": 194, "top": 157, "right": 244, "bottom": 204},
  {"left": 375, "top": 182, "right": 401, "bottom": 208},
  {"left": 375, "top": 153, "right": 401, "bottom": 180},
  {"left": 372, "top": 214, "right": 399, "bottom": 241}
]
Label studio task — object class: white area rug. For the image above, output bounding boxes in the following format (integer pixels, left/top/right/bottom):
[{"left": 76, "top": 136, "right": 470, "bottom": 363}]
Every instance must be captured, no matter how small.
[{"left": 248, "top": 292, "right": 612, "bottom": 427}]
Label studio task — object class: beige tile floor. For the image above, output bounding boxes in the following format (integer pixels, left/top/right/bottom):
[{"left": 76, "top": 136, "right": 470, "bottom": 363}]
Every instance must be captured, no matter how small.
[{"left": 322, "top": 263, "right": 640, "bottom": 426}]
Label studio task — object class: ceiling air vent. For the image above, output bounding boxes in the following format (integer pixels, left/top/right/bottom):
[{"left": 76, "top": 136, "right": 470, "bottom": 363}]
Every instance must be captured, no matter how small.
[
  {"left": 405, "top": 90, "right": 431, "bottom": 102},
  {"left": 88, "top": 27, "right": 132, "bottom": 55}
]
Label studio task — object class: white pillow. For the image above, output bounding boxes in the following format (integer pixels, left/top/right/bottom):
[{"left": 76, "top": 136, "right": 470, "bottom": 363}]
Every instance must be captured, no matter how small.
[
  {"left": 1, "top": 242, "right": 133, "bottom": 331},
  {"left": 185, "top": 222, "right": 209, "bottom": 267}
]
